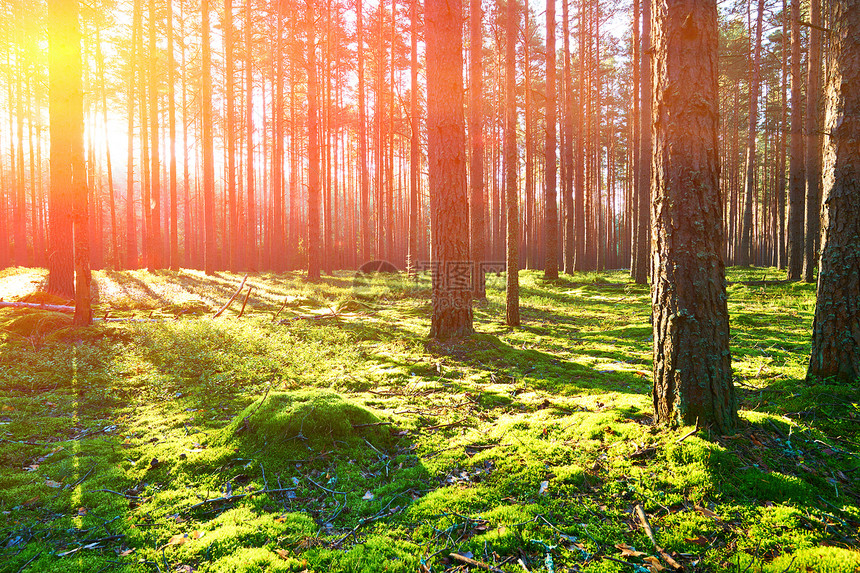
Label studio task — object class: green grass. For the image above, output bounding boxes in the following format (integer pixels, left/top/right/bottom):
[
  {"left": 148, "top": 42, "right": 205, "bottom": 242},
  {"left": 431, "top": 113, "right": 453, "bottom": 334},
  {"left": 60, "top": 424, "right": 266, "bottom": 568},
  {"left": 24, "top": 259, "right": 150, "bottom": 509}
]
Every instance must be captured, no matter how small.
[{"left": 0, "top": 267, "right": 857, "bottom": 573}]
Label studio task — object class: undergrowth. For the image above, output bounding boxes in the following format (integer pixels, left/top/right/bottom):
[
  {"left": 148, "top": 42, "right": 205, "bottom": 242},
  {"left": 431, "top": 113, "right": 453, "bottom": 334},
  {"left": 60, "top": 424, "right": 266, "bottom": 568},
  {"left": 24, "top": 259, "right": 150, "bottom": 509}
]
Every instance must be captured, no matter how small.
[{"left": 0, "top": 268, "right": 857, "bottom": 573}]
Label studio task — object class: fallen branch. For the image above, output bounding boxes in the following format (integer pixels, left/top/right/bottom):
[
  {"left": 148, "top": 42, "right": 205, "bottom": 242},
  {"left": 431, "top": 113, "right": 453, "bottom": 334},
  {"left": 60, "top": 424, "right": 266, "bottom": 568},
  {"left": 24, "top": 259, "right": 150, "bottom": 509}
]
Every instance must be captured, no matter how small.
[
  {"left": 237, "top": 286, "right": 253, "bottom": 318},
  {"left": 0, "top": 301, "right": 74, "bottom": 313},
  {"left": 186, "top": 487, "right": 296, "bottom": 511},
  {"left": 213, "top": 274, "right": 248, "bottom": 318},
  {"left": 675, "top": 427, "right": 699, "bottom": 443},
  {"left": 351, "top": 421, "right": 393, "bottom": 429},
  {"left": 448, "top": 552, "right": 505, "bottom": 573},
  {"left": 88, "top": 489, "right": 139, "bottom": 499},
  {"left": 423, "top": 418, "right": 466, "bottom": 432},
  {"left": 634, "top": 504, "right": 682, "bottom": 570},
  {"left": 272, "top": 296, "right": 290, "bottom": 322}
]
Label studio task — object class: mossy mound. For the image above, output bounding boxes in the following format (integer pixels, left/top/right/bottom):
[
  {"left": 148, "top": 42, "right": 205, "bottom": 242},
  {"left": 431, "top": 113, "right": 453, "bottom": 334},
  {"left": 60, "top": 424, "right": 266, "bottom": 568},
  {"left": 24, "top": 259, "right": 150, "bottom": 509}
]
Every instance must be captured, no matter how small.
[
  {"left": 16, "top": 291, "right": 73, "bottom": 306},
  {"left": 0, "top": 309, "right": 72, "bottom": 339},
  {"left": 216, "top": 389, "right": 393, "bottom": 458}
]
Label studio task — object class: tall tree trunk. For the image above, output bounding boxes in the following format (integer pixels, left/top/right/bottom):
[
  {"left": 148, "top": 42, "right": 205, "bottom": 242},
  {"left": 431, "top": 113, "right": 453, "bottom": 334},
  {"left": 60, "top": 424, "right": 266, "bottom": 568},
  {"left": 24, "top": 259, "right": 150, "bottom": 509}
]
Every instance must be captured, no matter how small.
[
  {"left": 739, "top": 0, "right": 765, "bottom": 267},
  {"left": 803, "top": 0, "right": 823, "bottom": 282},
  {"left": 633, "top": 0, "right": 650, "bottom": 283},
  {"left": 168, "top": 0, "right": 179, "bottom": 269},
  {"left": 407, "top": 0, "right": 419, "bottom": 275},
  {"left": 630, "top": 0, "right": 641, "bottom": 280},
  {"left": 246, "top": 0, "right": 256, "bottom": 269},
  {"left": 469, "top": 0, "right": 487, "bottom": 295},
  {"left": 426, "top": 0, "right": 473, "bottom": 339},
  {"left": 357, "top": 0, "right": 370, "bottom": 262},
  {"left": 225, "top": 0, "right": 239, "bottom": 271},
  {"left": 776, "top": 0, "right": 788, "bottom": 269},
  {"left": 147, "top": 0, "right": 161, "bottom": 270},
  {"left": 561, "top": 0, "right": 574, "bottom": 275},
  {"left": 651, "top": 0, "right": 736, "bottom": 432},
  {"left": 786, "top": 0, "right": 804, "bottom": 279},
  {"left": 543, "top": 0, "right": 558, "bottom": 279},
  {"left": 505, "top": 0, "right": 520, "bottom": 325},
  {"left": 807, "top": 0, "right": 860, "bottom": 382},
  {"left": 46, "top": 0, "right": 77, "bottom": 297},
  {"left": 307, "top": 0, "right": 321, "bottom": 280},
  {"left": 202, "top": 0, "right": 217, "bottom": 274}
]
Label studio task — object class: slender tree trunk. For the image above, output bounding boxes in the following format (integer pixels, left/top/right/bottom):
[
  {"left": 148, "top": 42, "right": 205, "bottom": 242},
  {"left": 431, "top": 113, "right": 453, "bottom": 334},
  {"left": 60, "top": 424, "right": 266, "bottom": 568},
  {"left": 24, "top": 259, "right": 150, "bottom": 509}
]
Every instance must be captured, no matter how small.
[
  {"left": 202, "top": 0, "right": 217, "bottom": 274},
  {"left": 147, "top": 0, "right": 161, "bottom": 270},
  {"left": 787, "top": 0, "right": 804, "bottom": 279},
  {"left": 776, "top": 0, "right": 788, "bottom": 269},
  {"left": 807, "top": 0, "right": 860, "bottom": 382},
  {"left": 634, "top": 0, "right": 650, "bottom": 283},
  {"left": 505, "top": 0, "right": 520, "bottom": 325},
  {"left": 407, "top": 0, "right": 419, "bottom": 275},
  {"left": 225, "top": 0, "right": 238, "bottom": 271},
  {"left": 739, "top": 0, "right": 765, "bottom": 266},
  {"left": 246, "top": 0, "right": 256, "bottom": 269},
  {"left": 803, "top": 0, "right": 823, "bottom": 282},
  {"left": 307, "top": 0, "right": 321, "bottom": 280},
  {"left": 651, "top": 0, "right": 736, "bottom": 432},
  {"left": 469, "top": 0, "right": 487, "bottom": 295},
  {"left": 357, "top": 0, "right": 370, "bottom": 262},
  {"left": 543, "top": 0, "right": 558, "bottom": 279}
]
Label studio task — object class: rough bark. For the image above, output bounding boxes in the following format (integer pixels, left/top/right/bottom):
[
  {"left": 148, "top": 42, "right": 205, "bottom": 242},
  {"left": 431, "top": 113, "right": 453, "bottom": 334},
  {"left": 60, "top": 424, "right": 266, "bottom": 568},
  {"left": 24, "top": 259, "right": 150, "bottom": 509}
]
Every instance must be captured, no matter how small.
[
  {"left": 807, "top": 0, "right": 860, "bottom": 382},
  {"left": 651, "top": 0, "right": 737, "bottom": 432},
  {"left": 426, "top": 0, "right": 473, "bottom": 339}
]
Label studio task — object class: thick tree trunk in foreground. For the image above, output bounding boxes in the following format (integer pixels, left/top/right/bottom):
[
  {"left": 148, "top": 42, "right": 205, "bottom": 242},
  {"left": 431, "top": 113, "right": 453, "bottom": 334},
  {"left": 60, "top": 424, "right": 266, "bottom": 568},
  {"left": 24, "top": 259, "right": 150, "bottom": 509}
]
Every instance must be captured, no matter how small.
[
  {"left": 426, "top": 0, "right": 473, "bottom": 339},
  {"left": 46, "top": 0, "right": 77, "bottom": 298},
  {"left": 807, "top": 0, "right": 860, "bottom": 382},
  {"left": 651, "top": 0, "right": 737, "bottom": 432},
  {"left": 505, "top": 0, "right": 519, "bottom": 326}
]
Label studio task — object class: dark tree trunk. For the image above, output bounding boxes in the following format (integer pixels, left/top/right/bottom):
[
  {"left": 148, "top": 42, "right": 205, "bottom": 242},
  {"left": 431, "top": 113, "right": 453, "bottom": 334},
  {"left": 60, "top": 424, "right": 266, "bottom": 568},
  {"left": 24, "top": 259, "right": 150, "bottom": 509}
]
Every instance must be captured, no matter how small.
[
  {"left": 505, "top": 0, "right": 520, "bottom": 325},
  {"left": 426, "top": 0, "right": 473, "bottom": 339},
  {"left": 634, "top": 0, "right": 651, "bottom": 284},
  {"left": 739, "top": 0, "right": 765, "bottom": 267},
  {"left": 651, "top": 0, "right": 737, "bottom": 432},
  {"left": 786, "top": 0, "right": 804, "bottom": 280},
  {"left": 807, "top": 0, "right": 860, "bottom": 382},
  {"left": 469, "top": 0, "right": 487, "bottom": 295},
  {"left": 803, "top": 0, "right": 823, "bottom": 282},
  {"left": 307, "top": 0, "right": 321, "bottom": 281},
  {"left": 561, "top": 0, "right": 574, "bottom": 275},
  {"left": 543, "top": 0, "right": 558, "bottom": 280},
  {"left": 202, "top": 0, "right": 217, "bottom": 274}
]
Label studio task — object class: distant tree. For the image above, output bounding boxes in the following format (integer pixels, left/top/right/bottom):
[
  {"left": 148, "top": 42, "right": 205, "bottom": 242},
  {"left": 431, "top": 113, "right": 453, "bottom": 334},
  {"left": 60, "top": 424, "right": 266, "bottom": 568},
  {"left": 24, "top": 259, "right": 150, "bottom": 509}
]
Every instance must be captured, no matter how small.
[
  {"left": 807, "top": 0, "right": 860, "bottom": 382},
  {"left": 426, "top": 0, "right": 473, "bottom": 339},
  {"left": 505, "top": 0, "right": 519, "bottom": 326},
  {"left": 202, "top": 0, "right": 217, "bottom": 274},
  {"left": 738, "top": 0, "right": 765, "bottom": 266},
  {"left": 651, "top": 0, "right": 737, "bottom": 432},
  {"left": 786, "top": 0, "right": 804, "bottom": 279},
  {"left": 543, "top": 0, "right": 558, "bottom": 280},
  {"left": 802, "top": 0, "right": 823, "bottom": 282},
  {"left": 469, "top": 0, "right": 488, "bottom": 295}
]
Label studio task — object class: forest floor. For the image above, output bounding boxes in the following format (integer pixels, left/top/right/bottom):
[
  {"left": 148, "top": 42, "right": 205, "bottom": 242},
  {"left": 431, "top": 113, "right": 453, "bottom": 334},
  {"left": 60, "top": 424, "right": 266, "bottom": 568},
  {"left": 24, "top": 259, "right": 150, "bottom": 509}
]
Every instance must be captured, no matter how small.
[{"left": 0, "top": 266, "right": 858, "bottom": 573}]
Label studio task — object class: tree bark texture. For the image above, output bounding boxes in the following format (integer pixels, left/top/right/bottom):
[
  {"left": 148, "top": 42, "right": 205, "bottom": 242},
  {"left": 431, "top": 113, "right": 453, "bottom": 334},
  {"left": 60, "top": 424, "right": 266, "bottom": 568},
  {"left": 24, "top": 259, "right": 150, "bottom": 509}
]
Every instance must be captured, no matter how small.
[
  {"left": 426, "top": 0, "right": 473, "bottom": 339},
  {"left": 651, "top": 0, "right": 737, "bottom": 432},
  {"left": 807, "top": 0, "right": 860, "bottom": 383}
]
